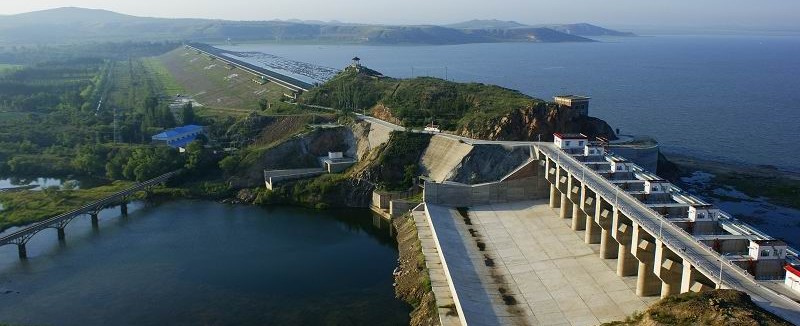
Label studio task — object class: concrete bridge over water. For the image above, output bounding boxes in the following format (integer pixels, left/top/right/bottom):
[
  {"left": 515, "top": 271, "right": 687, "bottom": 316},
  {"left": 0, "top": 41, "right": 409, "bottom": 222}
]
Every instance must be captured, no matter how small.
[{"left": 0, "top": 171, "right": 177, "bottom": 259}]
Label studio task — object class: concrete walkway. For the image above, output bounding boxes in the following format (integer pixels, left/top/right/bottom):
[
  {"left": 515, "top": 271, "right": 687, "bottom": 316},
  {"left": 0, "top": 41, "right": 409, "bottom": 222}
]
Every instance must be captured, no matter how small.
[
  {"left": 426, "top": 200, "right": 654, "bottom": 325},
  {"left": 412, "top": 209, "right": 464, "bottom": 326}
]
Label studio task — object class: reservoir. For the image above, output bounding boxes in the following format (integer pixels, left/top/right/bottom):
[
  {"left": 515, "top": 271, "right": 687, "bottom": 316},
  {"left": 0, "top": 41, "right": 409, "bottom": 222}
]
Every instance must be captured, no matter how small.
[{"left": 0, "top": 201, "right": 410, "bottom": 325}]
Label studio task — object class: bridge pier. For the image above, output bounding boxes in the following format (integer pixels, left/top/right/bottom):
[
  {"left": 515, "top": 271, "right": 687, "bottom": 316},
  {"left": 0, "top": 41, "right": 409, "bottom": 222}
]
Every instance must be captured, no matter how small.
[
  {"left": 17, "top": 244, "right": 27, "bottom": 259},
  {"left": 559, "top": 195, "right": 572, "bottom": 219},
  {"left": 57, "top": 228, "right": 66, "bottom": 241},
  {"left": 91, "top": 213, "right": 99, "bottom": 228},
  {"left": 120, "top": 202, "right": 128, "bottom": 216},
  {"left": 615, "top": 223, "right": 638, "bottom": 276},
  {"left": 680, "top": 263, "right": 715, "bottom": 293},
  {"left": 600, "top": 229, "right": 619, "bottom": 259},
  {"left": 549, "top": 185, "right": 560, "bottom": 208},
  {"left": 655, "top": 240, "right": 684, "bottom": 298},
  {"left": 632, "top": 224, "right": 660, "bottom": 296},
  {"left": 584, "top": 217, "right": 601, "bottom": 244},
  {"left": 571, "top": 203, "right": 585, "bottom": 231}
]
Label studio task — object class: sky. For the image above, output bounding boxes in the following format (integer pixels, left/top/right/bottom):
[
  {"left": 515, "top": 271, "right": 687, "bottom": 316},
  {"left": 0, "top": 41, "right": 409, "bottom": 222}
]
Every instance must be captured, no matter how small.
[{"left": 1, "top": 0, "right": 799, "bottom": 30}]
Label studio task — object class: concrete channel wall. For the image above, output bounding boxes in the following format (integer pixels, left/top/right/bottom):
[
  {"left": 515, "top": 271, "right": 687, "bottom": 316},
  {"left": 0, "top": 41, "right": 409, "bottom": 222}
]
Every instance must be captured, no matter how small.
[{"left": 423, "top": 176, "right": 549, "bottom": 207}]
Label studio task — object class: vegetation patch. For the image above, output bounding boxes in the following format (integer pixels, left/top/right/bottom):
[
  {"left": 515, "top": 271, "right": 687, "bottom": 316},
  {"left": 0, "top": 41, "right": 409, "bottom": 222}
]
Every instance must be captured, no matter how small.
[
  {"left": 603, "top": 289, "right": 792, "bottom": 326},
  {"left": 0, "top": 181, "right": 134, "bottom": 231},
  {"left": 302, "top": 66, "right": 545, "bottom": 131}
]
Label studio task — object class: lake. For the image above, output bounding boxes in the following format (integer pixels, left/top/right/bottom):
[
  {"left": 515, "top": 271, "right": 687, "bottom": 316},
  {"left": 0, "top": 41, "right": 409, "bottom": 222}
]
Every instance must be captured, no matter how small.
[
  {"left": 0, "top": 201, "right": 409, "bottom": 326},
  {"left": 221, "top": 35, "right": 800, "bottom": 172}
]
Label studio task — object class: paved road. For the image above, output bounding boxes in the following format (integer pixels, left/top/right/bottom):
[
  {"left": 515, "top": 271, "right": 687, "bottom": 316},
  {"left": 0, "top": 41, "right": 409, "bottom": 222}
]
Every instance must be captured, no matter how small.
[{"left": 355, "top": 113, "right": 536, "bottom": 147}]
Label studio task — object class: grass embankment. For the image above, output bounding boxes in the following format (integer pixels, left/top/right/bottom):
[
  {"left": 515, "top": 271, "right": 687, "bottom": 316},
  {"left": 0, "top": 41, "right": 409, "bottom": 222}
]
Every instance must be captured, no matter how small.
[
  {"left": 301, "top": 65, "right": 546, "bottom": 130},
  {"left": 155, "top": 48, "right": 292, "bottom": 117},
  {"left": 603, "top": 289, "right": 792, "bottom": 326},
  {"left": 0, "top": 181, "right": 134, "bottom": 231}
]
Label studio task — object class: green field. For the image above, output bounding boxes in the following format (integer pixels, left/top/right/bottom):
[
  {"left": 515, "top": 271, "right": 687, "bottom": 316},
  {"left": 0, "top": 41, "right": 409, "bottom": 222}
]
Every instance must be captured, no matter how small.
[
  {"left": 0, "top": 181, "right": 135, "bottom": 231},
  {"left": 142, "top": 57, "right": 185, "bottom": 96}
]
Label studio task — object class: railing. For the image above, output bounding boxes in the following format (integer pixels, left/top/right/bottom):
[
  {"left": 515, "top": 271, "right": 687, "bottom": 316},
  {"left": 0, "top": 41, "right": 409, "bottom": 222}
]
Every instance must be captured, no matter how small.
[{"left": 540, "top": 145, "right": 750, "bottom": 287}]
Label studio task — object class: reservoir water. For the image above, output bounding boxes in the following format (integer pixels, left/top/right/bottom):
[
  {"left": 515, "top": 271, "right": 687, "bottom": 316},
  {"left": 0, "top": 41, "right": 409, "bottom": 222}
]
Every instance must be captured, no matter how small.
[
  {"left": 0, "top": 201, "right": 409, "bottom": 326},
  {"left": 221, "top": 35, "right": 800, "bottom": 172}
]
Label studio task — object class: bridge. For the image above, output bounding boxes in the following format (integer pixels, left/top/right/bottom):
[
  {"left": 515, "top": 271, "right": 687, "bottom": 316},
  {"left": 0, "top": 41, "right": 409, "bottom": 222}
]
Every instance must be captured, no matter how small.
[
  {"left": 0, "top": 171, "right": 178, "bottom": 259},
  {"left": 185, "top": 43, "right": 313, "bottom": 92}
]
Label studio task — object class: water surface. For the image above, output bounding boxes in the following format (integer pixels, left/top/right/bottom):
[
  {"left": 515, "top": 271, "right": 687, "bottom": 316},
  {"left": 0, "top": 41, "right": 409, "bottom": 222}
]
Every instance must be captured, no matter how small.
[{"left": 0, "top": 201, "right": 409, "bottom": 326}]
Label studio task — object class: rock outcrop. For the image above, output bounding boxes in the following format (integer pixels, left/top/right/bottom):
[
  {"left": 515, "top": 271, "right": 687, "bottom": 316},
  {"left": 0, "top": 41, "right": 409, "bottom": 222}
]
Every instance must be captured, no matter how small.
[{"left": 458, "top": 105, "right": 617, "bottom": 141}]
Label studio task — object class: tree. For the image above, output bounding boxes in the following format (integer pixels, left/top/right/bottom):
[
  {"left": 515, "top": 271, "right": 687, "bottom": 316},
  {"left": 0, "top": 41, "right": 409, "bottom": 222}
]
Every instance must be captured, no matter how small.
[
  {"left": 184, "top": 140, "right": 214, "bottom": 172},
  {"left": 182, "top": 101, "right": 195, "bottom": 125},
  {"left": 122, "top": 146, "right": 184, "bottom": 181},
  {"left": 258, "top": 98, "right": 268, "bottom": 111},
  {"left": 218, "top": 155, "right": 240, "bottom": 175},
  {"left": 72, "top": 145, "right": 107, "bottom": 176}
]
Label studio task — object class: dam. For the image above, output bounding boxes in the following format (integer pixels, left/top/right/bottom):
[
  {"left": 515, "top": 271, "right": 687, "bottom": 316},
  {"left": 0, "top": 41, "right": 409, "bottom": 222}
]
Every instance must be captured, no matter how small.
[
  {"left": 411, "top": 132, "right": 800, "bottom": 325},
  {"left": 339, "top": 115, "right": 800, "bottom": 325}
]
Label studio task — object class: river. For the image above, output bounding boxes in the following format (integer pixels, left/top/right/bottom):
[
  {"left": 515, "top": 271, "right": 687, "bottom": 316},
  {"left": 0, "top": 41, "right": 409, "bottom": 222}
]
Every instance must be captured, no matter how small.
[
  {"left": 0, "top": 200, "right": 410, "bottom": 326},
  {"left": 220, "top": 34, "right": 800, "bottom": 172}
]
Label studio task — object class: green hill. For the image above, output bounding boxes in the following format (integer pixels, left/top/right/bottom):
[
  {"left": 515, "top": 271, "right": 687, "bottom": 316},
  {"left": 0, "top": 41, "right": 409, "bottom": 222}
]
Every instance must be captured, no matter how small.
[
  {"left": 301, "top": 65, "right": 544, "bottom": 131},
  {"left": 301, "top": 65, "right": 617, "bottom": 141}
]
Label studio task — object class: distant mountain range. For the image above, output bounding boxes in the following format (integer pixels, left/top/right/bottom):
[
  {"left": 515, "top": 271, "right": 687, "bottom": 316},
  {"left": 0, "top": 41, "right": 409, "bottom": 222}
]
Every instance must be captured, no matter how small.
[{"left": 0, "top": 7, "right": 635, "bottom": 45}]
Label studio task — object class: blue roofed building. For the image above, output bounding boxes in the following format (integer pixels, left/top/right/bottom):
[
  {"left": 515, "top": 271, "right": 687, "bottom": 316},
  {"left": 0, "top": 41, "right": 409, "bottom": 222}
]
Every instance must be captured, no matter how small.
[{"left": 151, "top": 125, "right": 206, "bottom": 151}]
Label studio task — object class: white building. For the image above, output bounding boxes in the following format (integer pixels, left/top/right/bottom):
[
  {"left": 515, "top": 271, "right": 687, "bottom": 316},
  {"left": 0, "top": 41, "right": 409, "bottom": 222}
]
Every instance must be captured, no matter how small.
[
  {"left": 584, "top": 143, "right": 605, "bottom": 157},
  {"left": 554, "top": 133, "right": 588, "bottom": 150},
  {"left": 636, "top": 171, "right": 671, "bottom": 194},
  {"left": 748, "top": 240, "right": 788, "bottom": 261},
  {"left": 606, "top": 155, "right": 633, "bottom": 173},
  {"left": 688, "top": 205, "right": 720, "bottom": 222},
  {"left": 786, "top": 265, "right": 800, "bottom": 294}
]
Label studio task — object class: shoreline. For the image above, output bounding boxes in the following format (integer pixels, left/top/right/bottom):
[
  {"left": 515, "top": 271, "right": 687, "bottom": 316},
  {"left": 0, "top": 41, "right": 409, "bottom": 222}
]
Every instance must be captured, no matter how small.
[
  {"left": 663, "top": 151, "right": 800, "bottom": 180},
  {"left": 663, "top": 151, "right": 800, "bottom": 210}
]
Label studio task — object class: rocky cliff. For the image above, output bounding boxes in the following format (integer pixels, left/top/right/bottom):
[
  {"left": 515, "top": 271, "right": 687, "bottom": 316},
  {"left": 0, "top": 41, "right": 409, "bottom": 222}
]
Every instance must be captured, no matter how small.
[{"left": 457, "top": 105, "right": 617, "bottom": 141}]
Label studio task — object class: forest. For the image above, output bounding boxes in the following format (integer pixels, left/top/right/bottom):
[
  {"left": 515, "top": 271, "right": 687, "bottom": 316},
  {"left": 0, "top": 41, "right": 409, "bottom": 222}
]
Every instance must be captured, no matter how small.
[{"left": 0, "top": 42, "right": 200, "bottom": 179}]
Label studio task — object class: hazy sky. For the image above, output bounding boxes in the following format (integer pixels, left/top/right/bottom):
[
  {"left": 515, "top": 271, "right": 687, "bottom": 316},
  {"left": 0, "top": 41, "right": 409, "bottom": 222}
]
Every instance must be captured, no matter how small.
[{"left": 2, "top": 0, "right": 799, "bottom": 29}]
